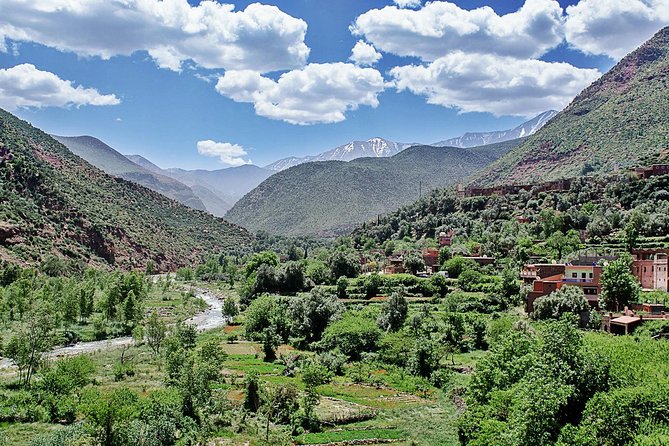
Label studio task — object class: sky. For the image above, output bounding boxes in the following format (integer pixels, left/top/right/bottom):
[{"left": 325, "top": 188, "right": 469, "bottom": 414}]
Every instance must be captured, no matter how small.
[{"left": 0, "top": 0, "right": 667, "bottom": 169}]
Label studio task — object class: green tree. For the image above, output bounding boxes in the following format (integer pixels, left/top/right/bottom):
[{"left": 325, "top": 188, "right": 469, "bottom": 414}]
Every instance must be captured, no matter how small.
[
  {"left": 600, "top": 254, "right": 640, "bottom": 311},
  {"left": 81, "top": 388, "right": 139, "bottom": 446},
  {"left": 532, "top": 286, "right": 589, "bottom": 321},
  {"left": 145, "top": 312, "right": 166, "bottom": 355},
  {"left": 403, "top": 251, "right": 426, "bottom": 275},
  {"left": 377, "top": 288, "right": 408, "bottom": 332},
  {"left": 444, "top": 256, "right": 478, "bottom": 279},
  {"left": 321, "top": 314, "right": 381, "bottom": 360},
  {"left": 328, "top": 250, "right": 360, "bottom": 279},
  {"left": 6, "top": 306, "right": 55, "bottom": 387},
  {"left": 244, "top": 251, "right": 280, "bottom": 278}
]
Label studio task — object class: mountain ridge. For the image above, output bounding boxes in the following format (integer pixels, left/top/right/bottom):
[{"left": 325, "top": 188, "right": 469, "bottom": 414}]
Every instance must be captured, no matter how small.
[
  {"left": 469, "top": 26, "right": 669, "bottom": 186},
  {"left": 0, "top": 108, "right": 252, "bottom": 270},
  {"left": 226, "top": 139, "right": 523, "bottom": 237}
]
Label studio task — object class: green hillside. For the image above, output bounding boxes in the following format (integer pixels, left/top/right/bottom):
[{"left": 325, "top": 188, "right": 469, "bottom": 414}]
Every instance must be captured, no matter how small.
[
  {"left": 470, "top": 26, "right": 669, "bottom": 186},
  {"left": 225, "top": 139, "right": 521, "bottom": 236},
  {"left": 53, "top": 136, "right": 207, "bottom": 211},
  {"left": 0, "top": 108, "right": 252, "bottom": 270}
]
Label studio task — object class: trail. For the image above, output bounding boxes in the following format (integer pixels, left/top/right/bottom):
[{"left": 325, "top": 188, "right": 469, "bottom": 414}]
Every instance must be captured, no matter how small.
[{"left": 0, "top": 287, "right": 225, "bottom": 370}]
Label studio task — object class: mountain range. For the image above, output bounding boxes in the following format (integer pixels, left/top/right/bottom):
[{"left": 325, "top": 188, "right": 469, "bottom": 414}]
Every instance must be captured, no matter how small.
[
  {"left": 225, "top": 139, "right": 522, "bottom": 236},
  {"left": 432, "top": 110, "right": 557, "bottom": 148},
  {"left": 0, "top": 109, "right": 252, "bottom": 270},
  {"left": 470, "top": 26, "right": 669, "bottom": 186}
]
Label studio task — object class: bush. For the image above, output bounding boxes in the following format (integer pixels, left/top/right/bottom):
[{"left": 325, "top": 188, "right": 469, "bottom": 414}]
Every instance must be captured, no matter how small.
[{"left": 321, "top": 314, "right": 382, "bottom": 360}]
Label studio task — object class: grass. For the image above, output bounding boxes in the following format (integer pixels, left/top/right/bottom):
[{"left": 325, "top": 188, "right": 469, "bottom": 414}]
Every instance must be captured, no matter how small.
[{"left": 295, "top": 427, "right": 404, "bottom": 444}]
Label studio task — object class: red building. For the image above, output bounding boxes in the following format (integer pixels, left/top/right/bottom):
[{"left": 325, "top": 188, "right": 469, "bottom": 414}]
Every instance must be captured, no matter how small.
[
  {"left": 438, "top": 230, "right": 455, "bottom": 247},
  {"left": 422, "top": 248, "right": 440, "bottom": 274},
  {"left": 526, "top": 264, "right": 603, "bottom": 313},
  {"left": 633, "top": 164, "right": 669, "bottom": 179},
  {"left": 632, "top": 249, "right": 669, "bottom": 291}
]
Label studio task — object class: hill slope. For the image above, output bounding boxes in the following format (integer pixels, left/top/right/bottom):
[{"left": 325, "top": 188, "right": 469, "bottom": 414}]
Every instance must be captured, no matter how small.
[
  {"left": 0, "top": 108, "right": 252, "bottom": 270},
  {"left": 432, "top": 110, "right": 557, "bottom": 148},
  {"left": 470, "top": 26, "right": 669, "bottom": 186},
  {"left": 53, "top": 136, "right": 207, "bottom": 212},
  {"left": 225, "top": 139, "right": 522, "bottom": 236}
]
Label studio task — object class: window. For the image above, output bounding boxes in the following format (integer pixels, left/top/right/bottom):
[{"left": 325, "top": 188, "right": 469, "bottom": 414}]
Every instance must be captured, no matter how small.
[
  {"left": 582, "top": 272, "right": 586, "bottom": 279},
  {"left": 589, "top": 273, "right": 593, "bottom": 279},
  {"left": 572, "top": 273, "right": 577, "bottom": 278}
]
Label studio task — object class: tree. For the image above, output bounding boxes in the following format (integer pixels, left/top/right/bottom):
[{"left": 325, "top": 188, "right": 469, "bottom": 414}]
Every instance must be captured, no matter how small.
[
  {"left": 336, "top": 276, "right": 348, "bottom": 298},
  {"left": 546, "top": 230, "right": 581, "bottom": 260},
  {"left": 261, "top": 327, "right": 280, "bottom": 362},
  {"left": 532, "top": 286, "right": 589, "bottom": 321},
  {"left": 81, "top": 388, "right": 138, "bottom": 446},
  {"left": 6, "top": 306, "right": 55, "bottom": 387},
  {"left": 403, "top": 251, "right": 425, "bottom": 275},
  {"left": 289, "top": 288, "right": 343, "bottom": 347},
  {"left": 244, "top": 251, "right": 280, "bottom": 278},
  {"left": 378, "top": 288, "right": 408, "bottom": 332},
  {"left": 328, "top": 250, "right": 360, "bottom": 279},
  {"left": 223, "top": 298, "right": 239, "bottom": 318},
  {"left": 431, "top": 273, "right": 449, "bottom": 298},
  {"left": 444, "top": 256, "right": 478, "bottom": 279},
  {"left": 600, "top": 254, "right": 640, "bottom": 312},
  {"left": 78, "top": 283, "right": 95, "bottom": 324},
  {"left": 306, "top": 260, "right": 329, "bottom": 285},
  {"left": 253, "top": 263, "right": 278, "bottom": 295},
  {"left": 278, "top": 261, "right": 305, "bottom": 293},
  {"left": 145, "top": 312, "right": 166, "bottom": 355},
  {"left": 321, "top": 314, "right": 381, "bottom": 360}
]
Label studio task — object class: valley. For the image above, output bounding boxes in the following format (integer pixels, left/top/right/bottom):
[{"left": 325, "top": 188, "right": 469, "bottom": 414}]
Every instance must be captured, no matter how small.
[{"left": 1, "top": 4, "right": 669, "bottom": 446}]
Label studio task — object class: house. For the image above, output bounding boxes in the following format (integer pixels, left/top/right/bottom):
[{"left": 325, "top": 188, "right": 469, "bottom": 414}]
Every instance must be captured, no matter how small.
[
  {"left": 464, "top": 256, "right": 496, "bottom": 267},
  {"left": 516, "top": 215, "right": 530, "bottom": 224},
  {"left": 632, "top": 249, "right": 669, "bottom": 291},
  {"left": 422, "top": 248, "right": 440, "bottom": 274},
  {"left": 526, "top": 264, "right": 603, "bottom": 313},
  {"left": 384, "top": 255, "right": 404, "bottom": 275},
  {"left": 438, "top": 230, "right": 455, "bottom": 247},
  {"left": 520, "top": 263, "right": 566, "bottom": 284},
  {"left": 633, "top": 164, "right": 669, "bottom": 179}
]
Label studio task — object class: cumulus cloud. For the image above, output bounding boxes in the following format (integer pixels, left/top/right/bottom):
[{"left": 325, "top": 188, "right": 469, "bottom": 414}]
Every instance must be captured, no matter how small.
[
  {"left": 0, "top": 0, "right": 309, "bottom": 73},
  {"left": 393, "top": 0, "right": 422, "bottom": 8},
  {"left": 0, "top": 64, "right": 120, "bottom": 111},
  {"left": 351, "top": 0, "right": 565, "bottom": 61},
  {"left": 390, "top": 52, "right": 601, "bottom": 116},
  {"left": 196, "top": 140, "right": 251, "bottom": 166},
  {"left": 350, "top": 40, "right": 382, "bottom": 66},
  {"left": 215, "top": 63, "right": 386, "bottom": 125},
  {"left": 565, "top": 0, "right": 669, "bottom": 59}
]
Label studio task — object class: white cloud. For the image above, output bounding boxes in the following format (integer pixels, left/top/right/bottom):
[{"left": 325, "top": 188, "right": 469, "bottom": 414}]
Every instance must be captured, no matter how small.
[
  {"left": 196, "top": 140, "right": 251, "bottom": 166},
  {"left": 0, "top": 0, "right": 309, "bottom": 73},
  {"left": 390, "top": 52, "right": 601, "bottom": 116},
  {"left": 351, "top": 0, "right": 565, "bottom": 61},
  {"left": 393, "top": 0, "right": 422, "bottom": 8},
  {"left": 350, "top": 40, "right": 382, "bottom": 66},
  {"left": 216, "top": 63, "right": 386, "bottom": 125},
  {"left": 0, "top": 64, "right": 120, "bottom": 111},
  {"left": 565, "top": 0, "right": 669, "bottom": 59}
]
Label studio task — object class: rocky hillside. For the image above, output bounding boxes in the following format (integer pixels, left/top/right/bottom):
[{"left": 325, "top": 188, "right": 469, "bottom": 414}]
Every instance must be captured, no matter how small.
[
  {"left": 54, "top": 135, "right": 207, "bottom": 212},
  {"left": 225, "top": 139, "right": 522, "bottom": 237},
  {"left": 0, "top": 108, "right": 252, "bottom": 270},
  {"left": 470, "top": 27, "right": 669, "bottom": 186}
]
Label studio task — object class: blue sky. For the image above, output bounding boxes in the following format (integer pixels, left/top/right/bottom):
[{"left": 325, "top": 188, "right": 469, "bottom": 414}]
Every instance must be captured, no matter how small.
[{"left": 0, "top": 0, "right": 666, "bottom": 169}]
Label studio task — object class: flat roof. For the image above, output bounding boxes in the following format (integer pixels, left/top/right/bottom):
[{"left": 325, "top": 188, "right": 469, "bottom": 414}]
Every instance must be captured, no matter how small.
[{"left": 611, "top": 316, "right": 641, "bottom": 325}]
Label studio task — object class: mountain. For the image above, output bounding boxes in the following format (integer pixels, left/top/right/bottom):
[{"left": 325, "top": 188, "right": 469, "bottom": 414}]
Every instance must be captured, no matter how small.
[
  {"left": 225, "top": 139, "right": 523, "bottom": 237},
  {"left": 265, "top": 137, "right": 416, "bottom": 171},
  {"left": 0, "top": 108, "right": 252, "bottom": 270},
  {"left": 470, "top": 26, "right": 669, "bottom": 186},
  {"left": 125, "top": 156, "right": 271, "bottom": 216},
  {"left": 165, "top": 164, "right": 272, "bottom": 203},
  {"left": 53, "top": 136, "right": 207, "bottom": 212},
  {"left": 432, "top": 111, "right": 557, "bottom": 148}
]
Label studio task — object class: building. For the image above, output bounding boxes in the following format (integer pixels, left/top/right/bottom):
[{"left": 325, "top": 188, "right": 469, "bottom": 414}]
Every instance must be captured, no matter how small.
[
  {"left": 520, "top": 263, "right": 566, "bottom": 284},
  {"left": 438, "top": 230, "right": 455, "bottom": 247},
  {"left": 632, "top": 249, "right": 669, "bottom": 291},
  {"left": 464, "top": 256, "right": 496, "bottom": 267},
  {"left": 384, "top": 255, "right": 404, "bottom": 275},
  {"left": 422, "top": 248, "right": 440, "bottom": 274},
  {"left": 633, "top": 164, "right": 669, "bottom": 179},
  {"left": 526, "top": 264, "right": 603, "bottom": 313}
]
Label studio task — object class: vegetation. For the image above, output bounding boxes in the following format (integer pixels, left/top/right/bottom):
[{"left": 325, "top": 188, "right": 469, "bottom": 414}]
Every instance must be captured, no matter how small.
[
  {"left": 0, "top": 108, "right": 252, "bottom": 270},
  {"left": 226, "top": 140, "right": 522, "bottom": 236},
  {"left": 471, "top": 26, "right": 669, "bottom": 186}
]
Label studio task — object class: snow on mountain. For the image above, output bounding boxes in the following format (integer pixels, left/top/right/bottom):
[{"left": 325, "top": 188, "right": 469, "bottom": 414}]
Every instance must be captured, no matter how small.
[
  {"left": 432, "top": 110, "right": 558, "bottom": 148},
  {"left": 265, "top": 137, "right": 416, "bottom": 171}
]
